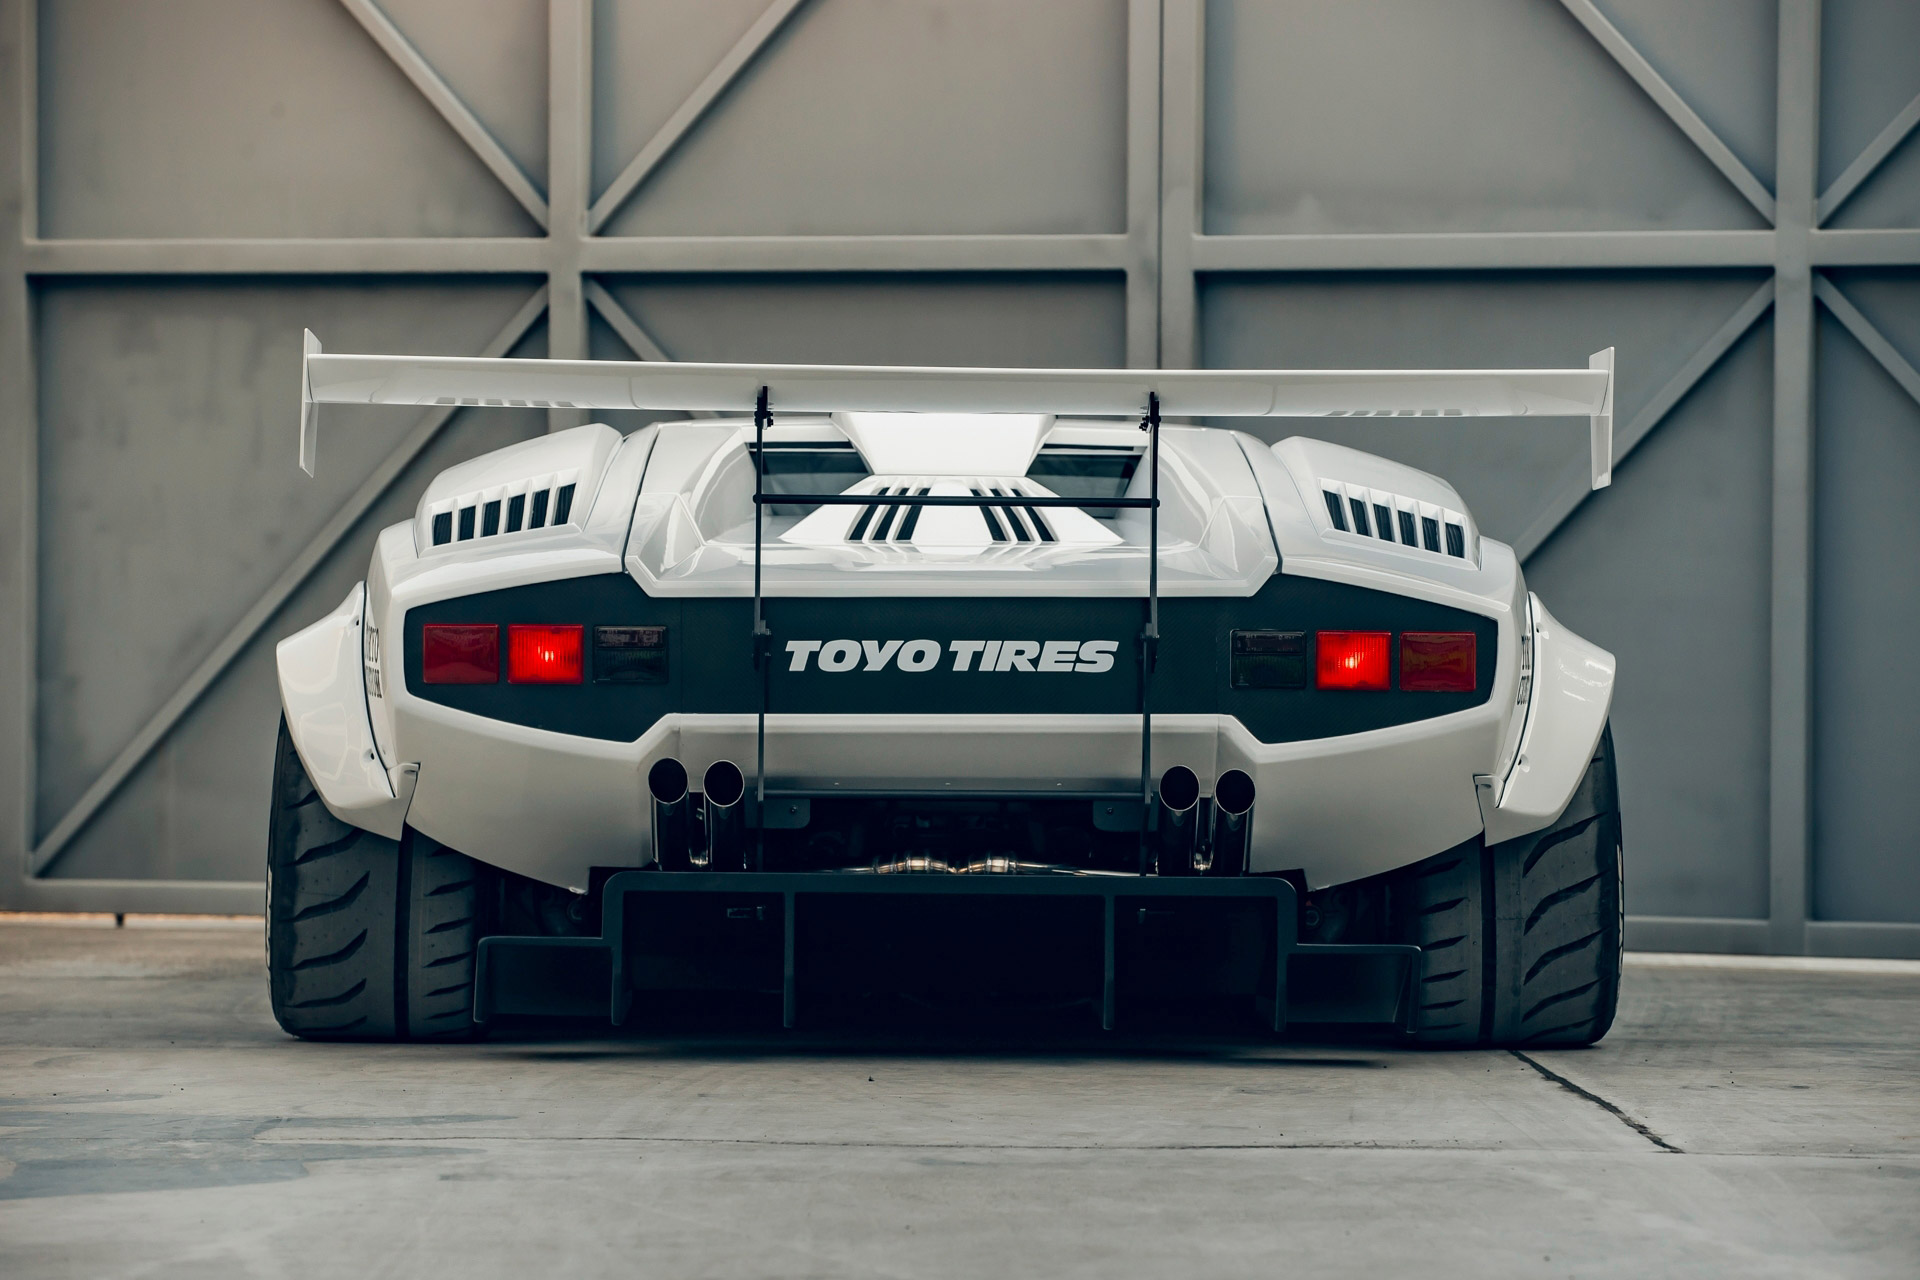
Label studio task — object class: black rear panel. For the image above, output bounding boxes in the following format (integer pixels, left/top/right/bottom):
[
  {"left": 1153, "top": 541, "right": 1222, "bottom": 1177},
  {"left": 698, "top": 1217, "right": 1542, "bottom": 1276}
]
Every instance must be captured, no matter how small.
[{"left": 403, "top": 571, "right": 1496, "bottom": 744}]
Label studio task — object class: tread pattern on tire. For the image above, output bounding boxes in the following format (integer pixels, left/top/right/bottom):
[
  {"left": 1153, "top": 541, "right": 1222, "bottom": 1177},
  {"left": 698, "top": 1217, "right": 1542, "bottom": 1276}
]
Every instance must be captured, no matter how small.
[
  {"left": 404, "top": 836, "right": 485, "bottom": 1040},
  {"left": 1393, "top": 845, "right": 1487, "bottom": 1044},
  {"left": 1396, "top": 725, "right": 1622, "bottom": 1047},
  {"left": 1493, "top": 726, "right": 1622, "bottom": 1047},
  {"left": 268, "top": 717, "right": 487, "bottom": 1041}
]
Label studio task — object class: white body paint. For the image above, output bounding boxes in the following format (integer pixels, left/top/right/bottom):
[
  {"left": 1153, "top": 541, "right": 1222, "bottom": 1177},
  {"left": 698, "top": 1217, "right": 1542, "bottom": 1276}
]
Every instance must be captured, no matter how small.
[{"left": 281, "top": 355, "right": 1616, "bottom": 892}]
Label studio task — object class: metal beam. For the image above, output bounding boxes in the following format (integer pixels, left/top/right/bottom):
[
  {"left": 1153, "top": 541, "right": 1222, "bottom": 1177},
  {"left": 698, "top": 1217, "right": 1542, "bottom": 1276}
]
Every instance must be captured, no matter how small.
[
  {"left": 1557, "top": 0, "right": 1776, "bottom": 224},
  {"left": 1157, "top": 0, "right": 1203, "bottom": 368},
  {"left": 1808, "top": 228, "right": 1920, "bottom": 267},
  {"left": 29, "top": 289, "right": 550, "bottom": 878},
  {"left": 336, "top": 0, "right": 549, "bottom": 230},
  {"left": 1815, "top": 275, "right": 1920, "bottom": 412},
  {"left": 588, "top": 0, "right": 809, "bottom": 234},
  {"left": 24, "top": 237, "right": 548, "bottom": 275},
  {"left": 1816, "top": 90, "right": 1920, "bottom": 226},
  {"left": 546, "top": 0, "right": 592, "bottom": 431},
  {"left": 1516, "top": 277, "right": 1774, "bottom": 563},
  {"left": 1193, "top": 230, "right": 1778, "bottom": 272},
  {"left": 1, "top": 0, "right": 36, "bottom": 907},
  {"left": 28, "top": 227, "right": 1910, "bottom": 281},
  {"left": 578, "top": 233, "right": 1129, "bottom": 274},
  {"left": 1767, "top": 0, "right": 1819, "bottom": 955},
  {"left": 581, "top": 279, "right": 717, "bottom": 419},
  {"left": 1124, "top": 0, "right": 1162, "bottom": 368}
]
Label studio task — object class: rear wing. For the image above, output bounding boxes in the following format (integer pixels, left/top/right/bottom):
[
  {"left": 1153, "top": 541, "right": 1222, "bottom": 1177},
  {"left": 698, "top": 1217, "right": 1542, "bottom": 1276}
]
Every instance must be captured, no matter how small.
[{"left": 299, "top": 331, "right": 1616, "bottom": 489}]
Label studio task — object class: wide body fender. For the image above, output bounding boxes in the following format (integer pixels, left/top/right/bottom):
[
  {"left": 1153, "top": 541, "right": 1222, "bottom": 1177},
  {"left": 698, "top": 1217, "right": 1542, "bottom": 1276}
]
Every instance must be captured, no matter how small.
[
  {"left": 1484, "top": 594, "right": 1615, "bottom": 844},
  {"left": 275, "top": 584, "right": 415, "bottom": 838}
]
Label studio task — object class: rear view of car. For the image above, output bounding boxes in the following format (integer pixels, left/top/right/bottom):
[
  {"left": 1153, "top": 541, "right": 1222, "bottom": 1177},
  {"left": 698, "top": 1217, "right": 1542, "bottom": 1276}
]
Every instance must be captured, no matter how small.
[{"left": 270, "top": 344, "right": 1621, "bottom": 1044}]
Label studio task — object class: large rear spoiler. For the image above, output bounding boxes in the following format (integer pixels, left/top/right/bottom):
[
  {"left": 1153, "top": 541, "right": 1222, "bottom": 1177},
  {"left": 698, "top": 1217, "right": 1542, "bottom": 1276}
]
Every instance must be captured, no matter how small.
[{"left": 299, "top": 331, "right": 1615, "bottom": 489}]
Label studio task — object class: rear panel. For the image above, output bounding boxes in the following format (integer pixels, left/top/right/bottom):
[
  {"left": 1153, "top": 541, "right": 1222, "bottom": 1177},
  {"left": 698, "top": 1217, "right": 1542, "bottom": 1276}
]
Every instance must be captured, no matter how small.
[{"left": 403, "top": 572, "right": 1496, "bottom": 744}]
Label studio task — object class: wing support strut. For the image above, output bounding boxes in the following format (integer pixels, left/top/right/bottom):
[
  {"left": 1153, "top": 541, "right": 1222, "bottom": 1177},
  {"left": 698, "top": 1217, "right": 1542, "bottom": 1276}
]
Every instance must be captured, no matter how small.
[
  {"left": 1138, "top": 393, "right": 1160, "bottom": 875},
  {"left": 753, "top": 385, "right": 772, "bottom": 872}
]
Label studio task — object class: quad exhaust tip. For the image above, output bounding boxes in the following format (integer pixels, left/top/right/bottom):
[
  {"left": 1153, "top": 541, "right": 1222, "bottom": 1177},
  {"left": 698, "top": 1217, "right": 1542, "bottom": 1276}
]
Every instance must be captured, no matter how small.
[
  {"left": 1156, "top": 765, "right": 1256, "bottom": 877},
  {"left": 1208, "top": 769, "right": 1255, "bottom": 877},
  {"left": 648, "top": 757, "right": 692, "bottom": 871},
  {"left": 1156, "top": 765, "right": 1201, "bottom": 877},
  {"left": 702, "top": 760, "right": 747, "bottom": 873}
]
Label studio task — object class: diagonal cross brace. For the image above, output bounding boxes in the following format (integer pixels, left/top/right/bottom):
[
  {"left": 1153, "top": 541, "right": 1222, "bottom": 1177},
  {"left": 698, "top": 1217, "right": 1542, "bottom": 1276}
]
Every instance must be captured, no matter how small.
[
  {"left": 1557, "top": 0, "right": 1776, "bottom": 224},
  {"left": 29, "top": 289, "right": 552, "bottom": 877},
  {"left": 589, "top": 0, "right": 810, "bottom": 233},
  {"left": 337, "top": 0, "right": 550, "bottom": 229},
  {"left": 1517, "top": 277, "right": 1775, "bottom": 562},
  {"left": 1815, "top": 275, "right": 1920, "bottom": 412},
  {"left": 1817, "top": 91, "right": 1920, "bottom": 227},
  {"left": 582, "top": 279, "right": 718, "bottom": 419}
]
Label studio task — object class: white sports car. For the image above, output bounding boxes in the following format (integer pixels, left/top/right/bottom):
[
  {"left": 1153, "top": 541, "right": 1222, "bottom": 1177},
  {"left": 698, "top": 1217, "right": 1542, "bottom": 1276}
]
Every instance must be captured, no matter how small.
[{"left": 270, "top": 338, "right": 1621, "bottom": 1045}]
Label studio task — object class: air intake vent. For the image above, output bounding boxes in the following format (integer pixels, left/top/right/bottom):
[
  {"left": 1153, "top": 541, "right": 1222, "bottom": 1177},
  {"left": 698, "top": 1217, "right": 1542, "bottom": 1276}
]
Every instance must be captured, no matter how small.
[
  {"left": 1319, "top": 479, "right": 1476, "bottom": 563},
  {"left": 428, "top": 473, "right": 581, "bottom": 548},
  {"left": 844, "top": 480, "right": 1059, "bottom": 546},
  {"left": 782, "top": 476, "right": 1118, "bottom": 552}
]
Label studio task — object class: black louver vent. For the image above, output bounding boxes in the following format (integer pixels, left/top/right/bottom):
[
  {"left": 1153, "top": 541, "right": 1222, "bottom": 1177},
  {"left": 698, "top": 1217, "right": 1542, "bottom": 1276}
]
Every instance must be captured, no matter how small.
[
  {"left": 1321, "top": 481, "right": 1473, "bottom": 562},
  {"left": 431, "top": 479, "right": 582, "bottom": 546},
  {"left": 841, "top": 482, "right": 1053, "bottom": 546}
]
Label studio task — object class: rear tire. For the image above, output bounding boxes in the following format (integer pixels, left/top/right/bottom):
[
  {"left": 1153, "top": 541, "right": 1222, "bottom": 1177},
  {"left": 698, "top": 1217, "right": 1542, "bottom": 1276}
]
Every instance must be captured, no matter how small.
[
  {"left": 267, "top": 717, "right": 488, "bottom": 1041},
  {"left": 1394, "top": 725, "right": 1623, "bottom": 1047}
]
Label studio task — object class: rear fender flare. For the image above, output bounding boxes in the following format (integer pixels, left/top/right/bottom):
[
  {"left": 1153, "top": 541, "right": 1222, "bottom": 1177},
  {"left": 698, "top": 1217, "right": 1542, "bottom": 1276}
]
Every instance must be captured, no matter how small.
[
  {"left": 1483, "top": 594, "right": 1614, "bottom": 844},
  {"left": 276, "top": 583, "right": 415, "bottom": 838}
]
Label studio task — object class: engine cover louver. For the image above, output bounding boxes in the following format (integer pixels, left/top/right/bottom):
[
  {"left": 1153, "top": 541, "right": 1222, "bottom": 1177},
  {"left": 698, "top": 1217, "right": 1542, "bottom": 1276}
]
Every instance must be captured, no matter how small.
[
  {"left": 782, "top": 476, "right": 1123, "bottom": 554},
  {"left": 1320, "top": 479, "right": 1475, "bottom": 563},
  {"left": 429, "top": 474, "right": 579, "bottom": 547}
]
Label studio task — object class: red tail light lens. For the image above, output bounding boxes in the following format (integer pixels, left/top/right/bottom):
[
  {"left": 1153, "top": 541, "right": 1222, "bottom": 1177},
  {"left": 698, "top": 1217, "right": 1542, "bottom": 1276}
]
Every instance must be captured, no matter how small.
[
  {"left": 422, "top": 624, "right": 499, "bottom": 684},
  {"left": 508, "top": 624, "right": 584, "bottom": 684},
  {"left": 1400, "top": 632, "right": 1477, "bottom": 692},
  {"left": 1316, "top": 631, "right": 1390, "bottom": 690}
]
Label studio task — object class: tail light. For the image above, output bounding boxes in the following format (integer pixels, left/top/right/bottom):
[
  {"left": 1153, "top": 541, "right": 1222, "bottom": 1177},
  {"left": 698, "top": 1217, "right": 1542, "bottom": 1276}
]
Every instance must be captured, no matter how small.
[
  {"left": 422, "top": 624, "right": 499, "bottom": 684},
  {"left": 508, "top": 624, "right": 584, "bottom": 684},
  {"left": 1316, "top": 631, "right": 1389, "bottom": 690},
  {"left": 1400, "top": 631, "right": 1476, "bottom": 691}
]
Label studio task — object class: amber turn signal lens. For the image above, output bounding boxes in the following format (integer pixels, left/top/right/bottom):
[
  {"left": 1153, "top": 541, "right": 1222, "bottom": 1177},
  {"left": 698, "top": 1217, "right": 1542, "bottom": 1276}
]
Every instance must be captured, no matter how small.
[
  {"left": 507, "top": 624, "right": 584, "bottom": 684},
  {"left": 1399, "top": 632, "right": 1476, "bottom": 692},
  {"left": 1315, "top": 631, "right": 1390, "bottom": 690}
]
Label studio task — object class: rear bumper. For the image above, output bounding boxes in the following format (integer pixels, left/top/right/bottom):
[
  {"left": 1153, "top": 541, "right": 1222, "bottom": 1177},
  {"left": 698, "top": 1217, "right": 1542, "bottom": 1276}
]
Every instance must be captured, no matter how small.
[
  {"left": 394, "top": 699, "right": 1500, "bottom": 892},
  {"left": 475, "top": 870, "right": 1419, "bottom": 1033},
  {"left": 277, "top": 578, "right": 1612, "bottom": 893}
]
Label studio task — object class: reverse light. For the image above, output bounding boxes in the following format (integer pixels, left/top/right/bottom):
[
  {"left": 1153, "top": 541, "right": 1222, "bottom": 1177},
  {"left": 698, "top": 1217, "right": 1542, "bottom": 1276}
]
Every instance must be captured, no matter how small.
[
  {"left": 1399, "top": 632, "right": 1476, "bottom": 692},
  {"left": 1315, "top": 631, "right": 1390, "bottom": 690},
  {"left": 594, "top": 625, "right": 668, "bottom": 684},
  {"left": 1230, "top": 630, "right": 1307, "bottom": 689},
  {"left": 508, "top": 624, "right": 584, "bottom": 684},
  {"left": 422, "top": 624, "right": 499, "bottom": 685}
]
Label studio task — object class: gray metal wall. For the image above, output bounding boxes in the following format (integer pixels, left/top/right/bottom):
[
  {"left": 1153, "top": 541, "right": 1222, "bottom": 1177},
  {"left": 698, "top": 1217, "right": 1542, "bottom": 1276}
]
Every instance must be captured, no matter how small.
[{"left": 1, "top": 1, "right": 1915, "bottom": 957}]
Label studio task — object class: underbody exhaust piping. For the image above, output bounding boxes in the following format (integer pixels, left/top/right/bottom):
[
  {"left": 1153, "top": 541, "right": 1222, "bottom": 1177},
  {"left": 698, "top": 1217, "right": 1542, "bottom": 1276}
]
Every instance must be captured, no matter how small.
[
  {"left": 701, "top": 760, "right": 747, "bottom": 873},
  {"left": 1207, "top": 769, "right": 1256, "bottom": 877},
  {"left": 1155, "top": 765, "right": 1201, "bottom": 876},
  {"left": 648, "top": 758, "right": 691, "bottom": 872}
]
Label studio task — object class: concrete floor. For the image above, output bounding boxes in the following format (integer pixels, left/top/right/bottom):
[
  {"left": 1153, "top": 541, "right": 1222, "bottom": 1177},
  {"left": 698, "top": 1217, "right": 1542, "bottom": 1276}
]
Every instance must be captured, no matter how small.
[{"left": 0, "top": 920, "right": 1914, "bottom": 1279}]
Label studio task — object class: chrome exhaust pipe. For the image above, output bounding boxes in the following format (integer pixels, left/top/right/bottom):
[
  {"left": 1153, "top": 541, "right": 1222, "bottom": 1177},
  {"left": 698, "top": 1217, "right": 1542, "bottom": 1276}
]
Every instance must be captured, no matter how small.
[
  {"left": 1206, "top": 769, "right": 1256, "bottom": 877},
  {"left": 1155, "top": 765, "right": 1201, "bottom": 876},
  {"left": 648, "top": 758, "right": 691, "bottom": 872},
  {"left": 702, "top": 760, "right": 747, "bottom": 873}
]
